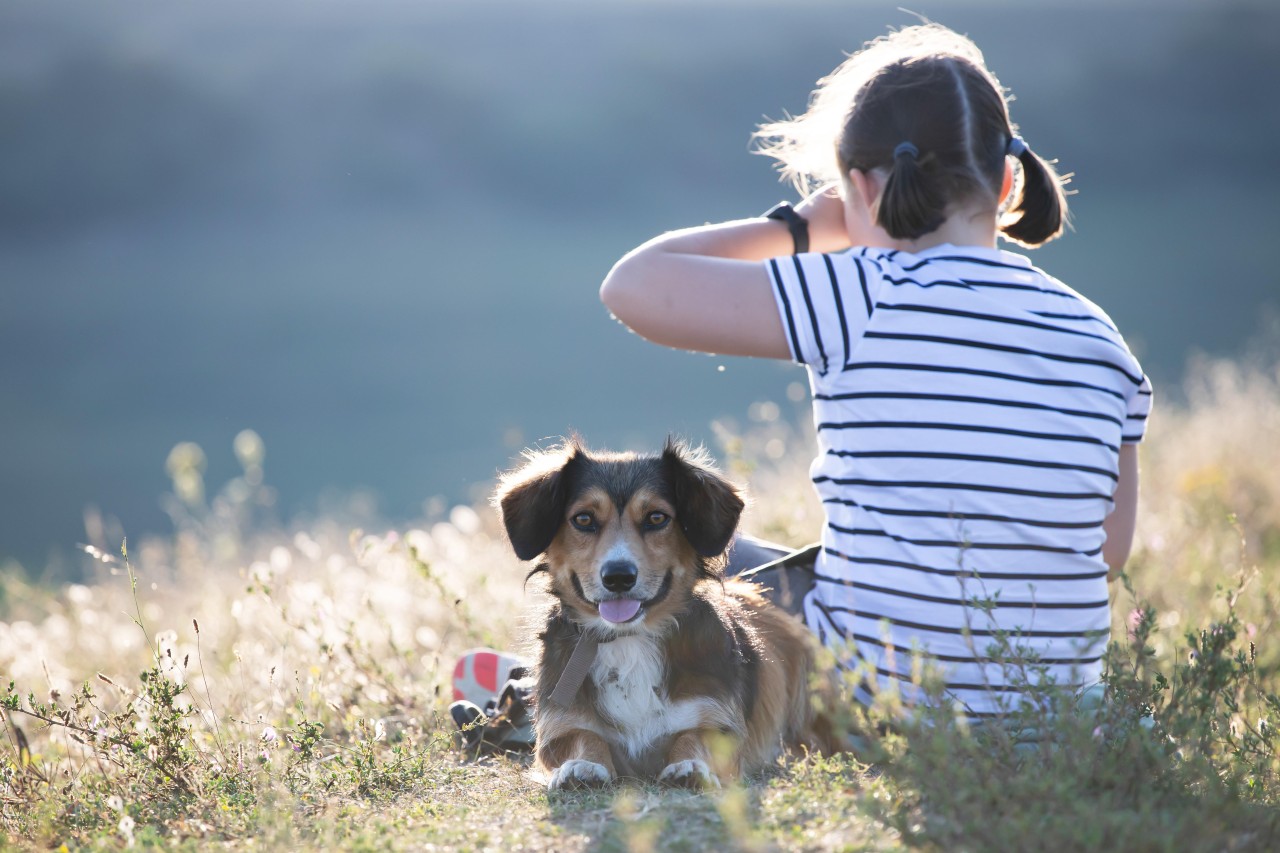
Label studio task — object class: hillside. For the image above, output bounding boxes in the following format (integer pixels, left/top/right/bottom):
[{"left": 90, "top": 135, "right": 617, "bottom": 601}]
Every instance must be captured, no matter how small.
[{"left": 3, "top": 0, "right": 1279, "bottom": 573}]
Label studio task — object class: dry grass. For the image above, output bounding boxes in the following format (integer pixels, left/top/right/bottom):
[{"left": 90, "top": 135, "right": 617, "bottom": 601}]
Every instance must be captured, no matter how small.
[{"left": 2, "top": 356, "right": 1279, "bottom": 850}]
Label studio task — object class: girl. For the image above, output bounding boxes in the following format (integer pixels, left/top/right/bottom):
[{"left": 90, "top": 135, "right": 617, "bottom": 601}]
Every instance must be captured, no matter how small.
[{"left": 599, "top": 23, "right": 1152, "bottom": 719}]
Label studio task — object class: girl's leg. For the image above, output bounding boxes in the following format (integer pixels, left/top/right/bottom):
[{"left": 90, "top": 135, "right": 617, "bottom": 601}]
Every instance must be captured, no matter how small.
[
  {"left": 725, "top": 533, "right": 792, "bottom": 576},
  {"left": 726, "top": 534, "right": 820, "bottom": 618}
]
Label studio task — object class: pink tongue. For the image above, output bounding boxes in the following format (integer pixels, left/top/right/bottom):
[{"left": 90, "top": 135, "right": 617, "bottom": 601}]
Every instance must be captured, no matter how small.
[{"left": 598, "top": 598, "right": 642, "bottom": 624}]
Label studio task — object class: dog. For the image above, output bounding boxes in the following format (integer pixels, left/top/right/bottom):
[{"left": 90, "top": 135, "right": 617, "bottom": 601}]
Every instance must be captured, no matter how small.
[{"left": 495, "top": 436, "right": 825, "bottom": 791}]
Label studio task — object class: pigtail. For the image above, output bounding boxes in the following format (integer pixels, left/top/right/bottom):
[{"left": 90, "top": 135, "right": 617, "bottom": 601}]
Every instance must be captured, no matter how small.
[
  {"left": 878, "top": 142, "right": 947, "bottom": 240},
  {"left": 1000, "top": 141, "right": 1070, "bottom": 247}
]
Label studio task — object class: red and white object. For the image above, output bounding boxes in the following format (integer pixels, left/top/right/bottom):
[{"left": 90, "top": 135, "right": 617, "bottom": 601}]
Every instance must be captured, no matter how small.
[{"left": 451, "top": 648, "right": 527, "bottom": 706}]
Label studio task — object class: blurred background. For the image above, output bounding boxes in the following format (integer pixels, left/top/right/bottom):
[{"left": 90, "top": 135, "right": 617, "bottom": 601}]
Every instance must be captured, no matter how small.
[{"left": 2, "top": 0, "right": 1277, "bottom": 578}]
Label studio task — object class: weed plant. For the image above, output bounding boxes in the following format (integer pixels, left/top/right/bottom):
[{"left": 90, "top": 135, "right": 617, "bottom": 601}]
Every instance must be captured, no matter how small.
[{"left": 1, "top": 357, "right": 1278, "bottom": 850}]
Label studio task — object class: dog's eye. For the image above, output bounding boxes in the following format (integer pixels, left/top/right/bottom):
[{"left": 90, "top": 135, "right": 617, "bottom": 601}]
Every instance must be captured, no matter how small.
[
  {"left": 644, "top": 511, "right": 670, "bottom": 530},
  {"left": 570, "top": 512, "right": 597, "bottom": 532}
]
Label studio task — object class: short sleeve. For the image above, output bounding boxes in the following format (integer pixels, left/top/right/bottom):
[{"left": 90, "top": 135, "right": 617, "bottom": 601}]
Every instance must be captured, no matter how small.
[
  {"left": 766, "top": 252, "right": 876, "bottom": 375},
  {"left": 1122, "top": 373, "right": 1153, "bottom": 444}
]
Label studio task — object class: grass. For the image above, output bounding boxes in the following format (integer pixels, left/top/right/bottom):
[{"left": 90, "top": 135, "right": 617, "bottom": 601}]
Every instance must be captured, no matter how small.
[{"left": 2, "top": 354, "right": 1280, "bottom": 850}]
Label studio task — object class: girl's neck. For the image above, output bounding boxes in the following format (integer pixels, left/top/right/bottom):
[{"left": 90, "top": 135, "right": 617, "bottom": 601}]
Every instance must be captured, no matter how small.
[
  {"left": 846, "top": 170, "right": 1002, "bottom": 255},
  {"left": 889, "top": 205, "right": 998, "bottom": 254}
]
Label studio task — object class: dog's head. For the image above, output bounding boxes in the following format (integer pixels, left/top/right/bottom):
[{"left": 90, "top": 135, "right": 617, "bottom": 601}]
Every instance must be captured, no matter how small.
[{"left": 495, "top": 436, "right": 744, "bottom": 635}]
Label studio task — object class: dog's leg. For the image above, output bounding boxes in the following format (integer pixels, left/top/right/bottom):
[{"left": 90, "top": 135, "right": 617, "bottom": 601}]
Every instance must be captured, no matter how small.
[
  {"left": 660, "top": 728, "right": 740, "bottom": 789},
  {"left": 539, "top": 729, "right": 616, "bottom": 792}
]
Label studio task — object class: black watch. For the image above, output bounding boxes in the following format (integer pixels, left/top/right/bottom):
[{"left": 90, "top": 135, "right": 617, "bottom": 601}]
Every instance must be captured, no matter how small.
[{"left": 763, "top": 202, "right": 810, "bottom": 255}]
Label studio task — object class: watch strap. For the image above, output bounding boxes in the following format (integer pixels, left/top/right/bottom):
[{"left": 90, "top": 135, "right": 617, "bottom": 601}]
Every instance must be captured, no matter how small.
[{"left": 763, "top": 202, "right": 810, "bottom": 255}]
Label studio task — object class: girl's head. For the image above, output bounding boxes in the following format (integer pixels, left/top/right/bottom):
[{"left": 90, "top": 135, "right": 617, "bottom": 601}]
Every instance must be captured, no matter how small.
[{"left": 756, "top": 24, "right": 1069, "bottom": 247}]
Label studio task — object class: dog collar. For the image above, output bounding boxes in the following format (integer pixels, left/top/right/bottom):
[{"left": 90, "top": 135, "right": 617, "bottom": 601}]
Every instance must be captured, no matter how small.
[{"left": 546, "top": 631, "right": 602, "bottom": 706}]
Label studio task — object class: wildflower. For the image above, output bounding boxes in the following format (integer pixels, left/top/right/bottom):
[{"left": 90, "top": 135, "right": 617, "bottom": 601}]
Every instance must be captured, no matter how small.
[
  {"left": 374, "top": 719, "right": 387, "bottom": 742},
  {"left": 118, "top": 814, "right": 135, "bottom": 844},
  {"left": 107, "top": 795, "right": 124, "bottom": 812},
  {"left": 1126, "top": 608, "right": 1145, "bottom": 643},
  {"left": 262, "top": 726, "right": 278, "bottom": 744}
]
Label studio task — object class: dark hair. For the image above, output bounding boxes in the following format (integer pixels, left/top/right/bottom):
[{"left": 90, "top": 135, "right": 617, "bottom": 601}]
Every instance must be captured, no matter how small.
[
  {"left": 838, "top": 52, "right": 1069, "bottom": 246},
  {"left": 755, "top": 24, "right": 1070, "bottom": 247}
]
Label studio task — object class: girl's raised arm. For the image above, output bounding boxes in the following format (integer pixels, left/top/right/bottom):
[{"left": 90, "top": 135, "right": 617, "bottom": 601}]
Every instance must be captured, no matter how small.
[{"left": 600, "top": 190, "right": 850, "bottom": 359}]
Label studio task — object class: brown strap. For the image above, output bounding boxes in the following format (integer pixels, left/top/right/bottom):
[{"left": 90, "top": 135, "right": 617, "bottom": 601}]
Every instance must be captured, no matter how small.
[{"left": 546, "top": 632, "right": 600, "bottom": 707}]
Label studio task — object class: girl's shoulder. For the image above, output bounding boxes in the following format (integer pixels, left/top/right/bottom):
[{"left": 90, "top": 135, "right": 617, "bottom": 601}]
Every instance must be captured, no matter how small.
[
  {"left": 844, "top": 243, "right": 1121, "bottom": 331},
  {"left": 851, "top": 243, "right": 1038, "bottom": 280}
]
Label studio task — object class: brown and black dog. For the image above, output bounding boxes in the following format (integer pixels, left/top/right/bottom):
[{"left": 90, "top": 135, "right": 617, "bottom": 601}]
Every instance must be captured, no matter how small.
[{"left": 495, "top": 437, "right": 824, "bottom": 790}]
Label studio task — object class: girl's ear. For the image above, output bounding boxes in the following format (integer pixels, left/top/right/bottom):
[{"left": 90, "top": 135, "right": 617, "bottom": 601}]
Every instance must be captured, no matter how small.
[
  {"left": 999, "top": 159, "right": 1014, "bottom": 206},
  {"left": 495, "top": 441, "right": 583, "bottom": 561},
  {"left": 844, "top": 168, "right": 892, "bottom": 247},
  {"left": 661, "top": 437, "right": 745, "bottom": 558},
  {"left": 847, "top": 168, "right": 881, "bottom": 212}
]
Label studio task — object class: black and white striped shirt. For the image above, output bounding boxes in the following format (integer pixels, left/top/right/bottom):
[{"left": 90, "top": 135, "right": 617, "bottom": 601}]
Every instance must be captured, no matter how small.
[{"left": 768, "top": 243, "right": 1153, "bottom": 718}]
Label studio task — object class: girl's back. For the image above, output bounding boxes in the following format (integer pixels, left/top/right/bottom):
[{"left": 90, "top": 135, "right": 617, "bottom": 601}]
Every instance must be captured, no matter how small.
[{"left": 772, "top": 243, "right": 1151, "bottom": 716}]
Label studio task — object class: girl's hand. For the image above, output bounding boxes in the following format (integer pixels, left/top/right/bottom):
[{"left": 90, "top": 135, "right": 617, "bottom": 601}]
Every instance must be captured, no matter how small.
[{"left": 795, "top": 185, "right": 851, "bottom": 253}]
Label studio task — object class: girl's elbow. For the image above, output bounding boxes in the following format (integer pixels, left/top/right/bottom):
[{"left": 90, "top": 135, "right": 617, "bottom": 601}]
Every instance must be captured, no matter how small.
[
  {"left": 599, "top": 272, "right": 621, "bottom": 314},
  {"left": 601, "top": 243, "right": 663, "bottom": 315},
  {"left": 600, "top": 263, "right": 639, "bottom": 320}
]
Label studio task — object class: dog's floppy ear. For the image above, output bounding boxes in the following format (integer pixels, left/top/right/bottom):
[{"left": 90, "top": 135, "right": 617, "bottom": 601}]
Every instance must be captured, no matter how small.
[
  {"left": 494, "top": 440, "right": 583, "bottom": 561},
  {"left": 661, "top": 436, "right": 744, "bottom": 558}
]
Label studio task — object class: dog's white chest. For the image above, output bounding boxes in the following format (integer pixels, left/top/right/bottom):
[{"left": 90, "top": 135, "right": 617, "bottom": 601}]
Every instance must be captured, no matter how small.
[
  {"left": 592, "top": 635, "right": 666, "bottom": 728},
  {"left": 591, "top": 634, "right": 702, "bottom": 757}
]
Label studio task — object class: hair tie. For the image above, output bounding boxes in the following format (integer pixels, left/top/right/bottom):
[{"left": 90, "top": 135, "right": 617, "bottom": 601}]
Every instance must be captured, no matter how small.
[
  {"left": 893, "top": 141, "right": 919, "bottom": 161},
  {"left": 1006, "top": 135, "right": 1027, "bottom": 158}
]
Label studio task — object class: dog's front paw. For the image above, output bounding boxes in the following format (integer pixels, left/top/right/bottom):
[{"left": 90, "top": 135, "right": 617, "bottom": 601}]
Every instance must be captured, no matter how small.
[
  {"left": 548, "top": 759, "right": 613, "bottom": 792},
  {"left": 659, "top": 759, "right": 721, "bottom": 790}
]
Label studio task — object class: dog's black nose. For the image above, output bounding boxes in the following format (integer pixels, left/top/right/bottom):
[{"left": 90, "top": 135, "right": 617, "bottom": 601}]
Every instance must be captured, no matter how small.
[{"left": 600, "top": 560, "right": 638, "bottom": 592}]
